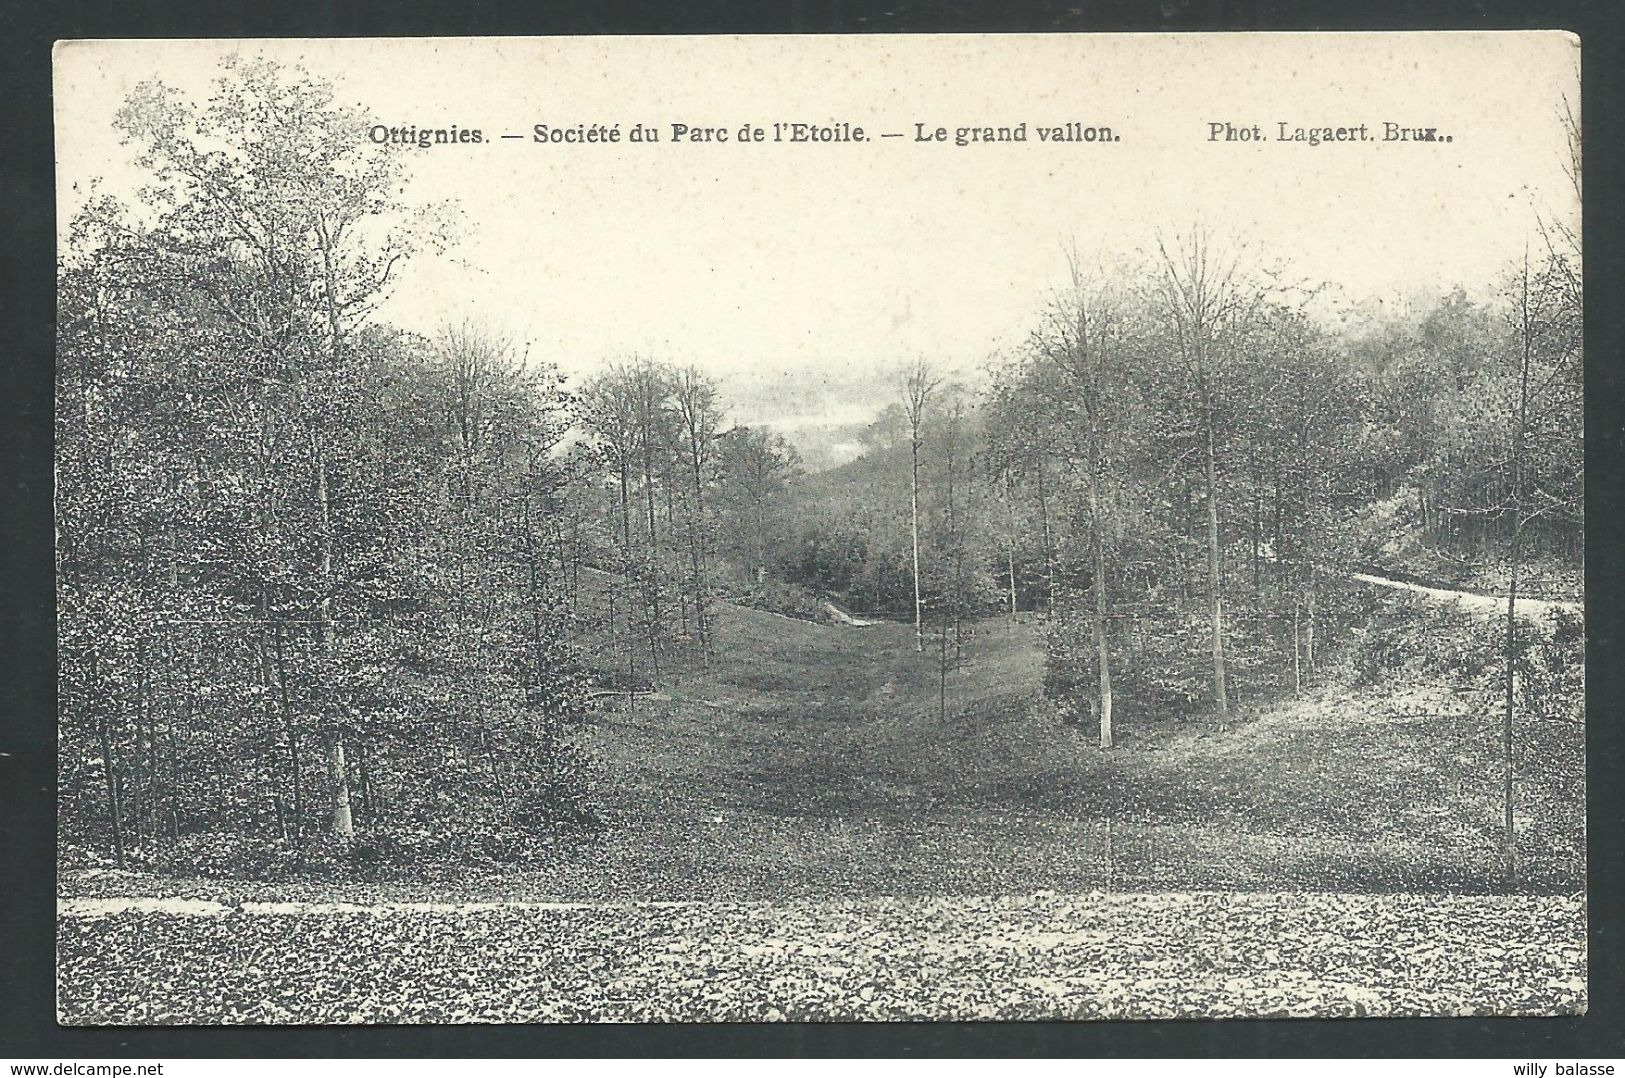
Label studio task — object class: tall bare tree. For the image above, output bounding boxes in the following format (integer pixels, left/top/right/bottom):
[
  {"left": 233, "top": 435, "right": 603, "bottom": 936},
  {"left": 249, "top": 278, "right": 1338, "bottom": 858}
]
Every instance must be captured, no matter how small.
[
  {"left": 673, "top": 366, "right": 721, "bottom": 666},
  {"left": 580, "top": 367, "right": 645, "bottom": 698},
  {"left": 1154, "top": 228, "right": 1265, "bottom": 718},
  {"left": 900, "top": 359, "right": 940, "bottom": 652},
  {"left": 1034, "top": 252, "right": 1135, "bottom": 748}
]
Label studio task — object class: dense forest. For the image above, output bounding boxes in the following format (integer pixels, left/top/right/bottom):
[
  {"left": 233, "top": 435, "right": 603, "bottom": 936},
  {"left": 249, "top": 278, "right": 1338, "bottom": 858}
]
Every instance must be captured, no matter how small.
[
  {"left": 57, "top": 58, "right": 1582, "bottom": 880},
  {"left": 774, "top": 244, "right": 1583, "bottom": 738}
]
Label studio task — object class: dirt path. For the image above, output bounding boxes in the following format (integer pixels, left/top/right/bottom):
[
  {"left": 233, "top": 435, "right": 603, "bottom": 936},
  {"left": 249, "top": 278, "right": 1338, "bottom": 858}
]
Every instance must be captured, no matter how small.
[
  {"left": 58, "top": 896, "right": 725, "bottom": 918},
  {"left": 823, "top": 601, "right": 883, "bottom": 626},
  {"left": 1350, "top": 571, "right": 1580, "bottom": 621}
]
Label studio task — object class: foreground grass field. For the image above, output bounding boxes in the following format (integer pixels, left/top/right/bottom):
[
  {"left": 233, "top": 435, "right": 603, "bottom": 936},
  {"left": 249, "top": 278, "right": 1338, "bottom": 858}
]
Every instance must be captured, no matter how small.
[
  {"left": 57, "top": 590, "right": 1587, "bottom": 1022},
  {"left": 57, "top": 890, "right": 1585, "bottom": 1023}
]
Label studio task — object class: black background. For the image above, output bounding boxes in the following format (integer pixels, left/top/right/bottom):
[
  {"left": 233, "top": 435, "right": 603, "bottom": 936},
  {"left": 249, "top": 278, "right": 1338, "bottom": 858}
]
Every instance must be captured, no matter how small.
[{"left": 3, "top": 0, "right": 1621, "bottom": 1059}]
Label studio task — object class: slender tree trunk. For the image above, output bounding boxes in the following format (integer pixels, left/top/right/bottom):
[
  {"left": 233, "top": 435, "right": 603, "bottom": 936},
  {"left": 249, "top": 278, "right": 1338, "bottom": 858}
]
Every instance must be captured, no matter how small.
[
  {"left": 163, "top": 641, "right": 182, "bottom": 839},
  {"left": 132, "top": 643, "right": 149, "bottom": 849},
  {"left": 689, "top": 451, "right": 710, "bottom": 667},
  {"left": 1502, "top": 253, "right": 1535, "bottom": 884},
  {"left": 93, "top": 681, "right": 125, "bottom": 865},
  {"left": 1306, "top": 585, "right": 1317, "bottom": 673},
  {"left": 1005, "top": 474, "right": 1019, "bottom": 616},
  {"left": 1292, "top": 598, "right": 1302, "bottom": 694},
  {"left": 310, "top": 425, "right": 354, "bottom": 840},
  {"left": 318, "top": 227, "right": 345, "bottom": 367},
  {"left": 179, "top": 635, "right": 200, "bottom": 837},
  {"left": 1203, "top": 414, "right": 1229, "bottom": 716},
  {"left": 665, "top": 470, "right": 687, "bottom": 633},
  {"left": 910, "top": 434, "right": 924, "bottom": 652},
  {"left": 255, "top": 630, "right": 281, "bottom": 828},
  {"left": 483, "top": 728, "right": 508, "bottom": 812},
  {"left": 310, "top": 275, "right": 361, "bottom": 865},
  {"left": 640, "top": 430, "right": 663, "bottom": 676},
  {"left": 618, "top": 459, "right": 639, "bottom": 708},
  {"left": 1037, "top": 458, "right": 1055, "bottom": 612},
  {"left": 357, "top": 737, "right": 375, "bottom": 824},
  {"left": 1092, "top": 498, "right": 1114, "bottom": 750},
  {"left": 1302, "top": 431, "right": 1319, "bottom": 677},
  {"left": 1503, "top": 509, "right": 1523, "bottom": 884},
  {"left": 327, "top": 735, "right": 354, "bottom": 837},
  {"left": 527, "top": 487, "right": 545, "bottom": 682},
  {"left": 1250, "top": 466, "right": 1261, "bottom": 594},
  {"left": 570, "top": 512, "right": 582, "bottom": 617},
  {"left": 947, "top": 443, "right": 957, "bottom": 659},
  {"left": 274, "top": 625, "right": 302, "bottom": 842},
  {"left": 1272, "top": 467, "right": 1284, "bottom": 586}
]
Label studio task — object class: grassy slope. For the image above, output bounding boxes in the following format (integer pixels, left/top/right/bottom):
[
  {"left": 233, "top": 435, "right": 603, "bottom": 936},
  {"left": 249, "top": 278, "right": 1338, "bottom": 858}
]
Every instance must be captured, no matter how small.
[
  {"left": 560, "top": 588, "right": 1583, "bottom": 900},
  {"left": 61, "top": 580, "right": 1583, "bottom": 902}
]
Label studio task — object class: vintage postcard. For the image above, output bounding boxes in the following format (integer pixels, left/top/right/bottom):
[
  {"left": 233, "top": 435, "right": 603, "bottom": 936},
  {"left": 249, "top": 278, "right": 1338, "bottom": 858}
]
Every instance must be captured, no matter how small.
[{"left": 53, "top": 33, "right": 1583, "bottom": 1023}]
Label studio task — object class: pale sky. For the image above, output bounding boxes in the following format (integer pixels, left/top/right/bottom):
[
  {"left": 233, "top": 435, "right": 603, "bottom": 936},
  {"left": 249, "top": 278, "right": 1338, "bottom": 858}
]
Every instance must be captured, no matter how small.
[{"left": 55, "top": 33, "right": 1580, "bottom": 426}]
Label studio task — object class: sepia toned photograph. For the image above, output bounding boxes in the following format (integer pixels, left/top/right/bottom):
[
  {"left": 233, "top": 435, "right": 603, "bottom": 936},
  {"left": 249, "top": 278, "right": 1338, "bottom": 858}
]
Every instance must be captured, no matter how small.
[{"left": 53, "top": 33, "right": 1583, "bottom": 1024}]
